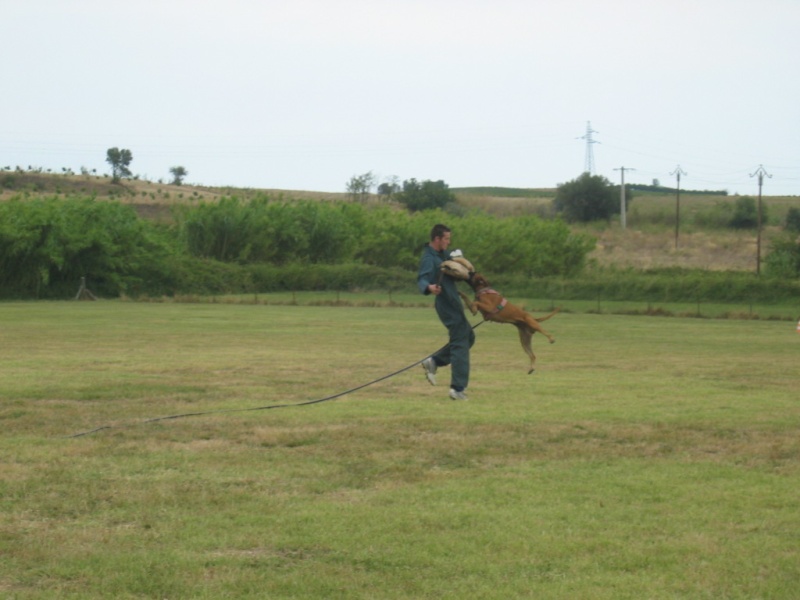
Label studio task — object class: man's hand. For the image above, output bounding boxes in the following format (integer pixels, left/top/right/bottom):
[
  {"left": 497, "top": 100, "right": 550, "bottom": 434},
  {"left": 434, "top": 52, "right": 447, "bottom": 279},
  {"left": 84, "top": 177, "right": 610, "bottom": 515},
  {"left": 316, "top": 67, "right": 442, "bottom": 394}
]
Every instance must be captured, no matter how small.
[{"left": 428, "top": 284, "right": 442, "bottom": 295}]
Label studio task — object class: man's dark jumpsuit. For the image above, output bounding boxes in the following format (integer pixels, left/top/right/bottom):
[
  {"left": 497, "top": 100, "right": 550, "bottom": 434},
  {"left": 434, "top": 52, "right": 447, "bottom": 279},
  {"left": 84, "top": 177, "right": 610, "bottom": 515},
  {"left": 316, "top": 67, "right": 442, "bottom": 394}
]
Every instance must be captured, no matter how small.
[{"left": 417, "top": 244, "right": 476, "bottom": 392}]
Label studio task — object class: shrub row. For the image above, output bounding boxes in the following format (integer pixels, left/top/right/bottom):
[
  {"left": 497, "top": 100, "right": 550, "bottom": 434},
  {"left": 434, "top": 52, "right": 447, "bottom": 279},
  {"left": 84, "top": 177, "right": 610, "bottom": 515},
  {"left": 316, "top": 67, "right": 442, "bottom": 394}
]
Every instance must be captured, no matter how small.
[
  {"left": 0, "top": 195, "right": 593, "bottom": 299},
  {"left": 143, "top": 262, "right": 800, "bottom": 304},
  {"left": 2, "top": 195, "right": 797, "bottom": 302},
  {"left": 145, "top": 261, "right": 415, "bottom": 297},
  {"left": 495, "top": 268, "right": 800, "bottom": 304},
  {"left": 173, "top": 196, "right": 595, "bottom": 276}
]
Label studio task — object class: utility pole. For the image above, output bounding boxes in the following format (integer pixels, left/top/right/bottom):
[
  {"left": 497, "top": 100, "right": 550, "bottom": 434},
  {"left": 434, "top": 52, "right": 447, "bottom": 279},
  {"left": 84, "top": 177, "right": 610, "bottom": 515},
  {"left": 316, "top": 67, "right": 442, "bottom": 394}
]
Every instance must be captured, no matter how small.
[
  {"left": 579, "top": 121, "right": 599, "bottom": 175},
  {"left": 614, "top": 166, "right": 635, "bottom": 229},
  {"left": 749, "top": 165, "right": 772, "bottom": 276},
  {"left": 670, "top": 165, "right": 687, "bottom": 249}
]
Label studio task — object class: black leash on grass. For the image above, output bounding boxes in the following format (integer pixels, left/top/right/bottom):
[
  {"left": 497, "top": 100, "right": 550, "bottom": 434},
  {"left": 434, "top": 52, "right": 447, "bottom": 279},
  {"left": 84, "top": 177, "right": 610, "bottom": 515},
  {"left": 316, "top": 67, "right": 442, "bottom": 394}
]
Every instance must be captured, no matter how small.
[{"left": 65, "top": 321, "right": 484, "bottom": 439}]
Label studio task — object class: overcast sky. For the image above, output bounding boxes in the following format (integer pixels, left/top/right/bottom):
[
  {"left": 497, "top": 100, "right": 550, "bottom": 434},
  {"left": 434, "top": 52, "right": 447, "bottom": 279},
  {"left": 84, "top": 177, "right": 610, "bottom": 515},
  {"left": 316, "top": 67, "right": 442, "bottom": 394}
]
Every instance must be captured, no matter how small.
[{"left": 2, "top": 0, "right": 799, "bottom": 195}]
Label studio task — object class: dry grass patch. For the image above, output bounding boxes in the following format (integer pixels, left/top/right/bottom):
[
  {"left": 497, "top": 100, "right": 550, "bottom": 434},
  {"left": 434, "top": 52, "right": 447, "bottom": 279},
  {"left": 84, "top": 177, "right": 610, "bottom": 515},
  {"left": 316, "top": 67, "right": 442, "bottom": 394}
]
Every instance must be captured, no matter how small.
[{"left": 588, "top": 228, "right": 769, "bottom": 270}]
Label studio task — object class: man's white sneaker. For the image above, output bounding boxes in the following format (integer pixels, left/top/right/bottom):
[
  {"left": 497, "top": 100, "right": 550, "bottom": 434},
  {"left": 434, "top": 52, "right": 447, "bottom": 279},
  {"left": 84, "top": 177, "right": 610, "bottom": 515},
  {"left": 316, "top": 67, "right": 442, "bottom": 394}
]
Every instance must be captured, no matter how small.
[
  {"left": 449, "top": 389, "right": 468, "bottom": 401},
  {"left": 421, "top": 357, "right": 437, "bottom": 386}
]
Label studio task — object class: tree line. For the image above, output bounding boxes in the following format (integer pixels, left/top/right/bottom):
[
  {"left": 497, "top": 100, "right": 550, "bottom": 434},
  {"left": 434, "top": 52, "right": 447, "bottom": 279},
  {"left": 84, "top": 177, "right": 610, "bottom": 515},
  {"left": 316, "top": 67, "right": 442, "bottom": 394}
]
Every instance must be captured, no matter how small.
[{"left": 0, "top": 195, "right": 594, "bottom": 299}]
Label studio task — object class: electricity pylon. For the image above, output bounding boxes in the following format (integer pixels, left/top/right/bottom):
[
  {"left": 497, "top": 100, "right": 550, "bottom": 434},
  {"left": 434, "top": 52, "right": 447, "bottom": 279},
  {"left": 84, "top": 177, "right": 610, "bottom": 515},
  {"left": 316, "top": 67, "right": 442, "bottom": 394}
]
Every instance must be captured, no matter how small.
[{"left": 579, "top": 121, "right": 599, "bottom": 174}]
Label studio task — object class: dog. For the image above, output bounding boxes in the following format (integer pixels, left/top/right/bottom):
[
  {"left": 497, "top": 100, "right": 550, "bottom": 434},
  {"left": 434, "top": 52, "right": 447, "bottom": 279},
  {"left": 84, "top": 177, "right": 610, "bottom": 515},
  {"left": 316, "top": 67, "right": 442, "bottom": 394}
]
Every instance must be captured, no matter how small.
[{"left": 458, "top": 273, "right": 559, "bottom": 374}]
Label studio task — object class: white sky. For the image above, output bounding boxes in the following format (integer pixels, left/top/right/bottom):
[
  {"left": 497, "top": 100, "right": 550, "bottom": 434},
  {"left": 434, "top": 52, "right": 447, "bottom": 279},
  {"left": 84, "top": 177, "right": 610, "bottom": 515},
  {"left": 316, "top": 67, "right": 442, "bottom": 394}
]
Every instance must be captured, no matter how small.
[{"left": 2, "top": 0, "right": 799, "bottom": 195}]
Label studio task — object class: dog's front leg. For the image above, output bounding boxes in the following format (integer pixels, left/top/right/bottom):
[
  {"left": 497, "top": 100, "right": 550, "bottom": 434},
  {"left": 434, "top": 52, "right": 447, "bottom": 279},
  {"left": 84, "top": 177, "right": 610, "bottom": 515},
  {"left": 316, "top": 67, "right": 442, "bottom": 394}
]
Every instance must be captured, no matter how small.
[{"left": 458, "top": 291, "right": 478, "bottom": 316}]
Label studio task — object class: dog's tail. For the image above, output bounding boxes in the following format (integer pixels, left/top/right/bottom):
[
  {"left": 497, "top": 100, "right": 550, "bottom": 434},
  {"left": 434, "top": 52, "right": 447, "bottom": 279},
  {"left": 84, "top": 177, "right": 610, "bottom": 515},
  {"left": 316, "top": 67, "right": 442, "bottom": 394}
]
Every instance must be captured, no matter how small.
[{"left": 536, "top": 307, "right": 561, "bottom": 322}]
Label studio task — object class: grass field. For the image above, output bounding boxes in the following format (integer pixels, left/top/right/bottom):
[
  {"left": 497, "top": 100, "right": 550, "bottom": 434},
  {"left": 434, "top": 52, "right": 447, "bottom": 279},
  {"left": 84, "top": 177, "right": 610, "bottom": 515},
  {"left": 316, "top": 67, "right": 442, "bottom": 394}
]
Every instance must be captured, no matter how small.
[
  {"left": 1, "top": 300, "right": 799, "bottom": 598},
  {"left": 162, "top": 290, "right": 799, "bottom": 322}
]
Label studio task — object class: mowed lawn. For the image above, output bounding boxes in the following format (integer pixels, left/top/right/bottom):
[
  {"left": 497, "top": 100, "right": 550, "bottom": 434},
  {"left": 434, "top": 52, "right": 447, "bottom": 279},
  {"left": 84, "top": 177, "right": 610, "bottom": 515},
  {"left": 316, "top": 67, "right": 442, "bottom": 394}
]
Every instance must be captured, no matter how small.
[{"left": 1, "top": 299, "right": 798, "bottom": 599}]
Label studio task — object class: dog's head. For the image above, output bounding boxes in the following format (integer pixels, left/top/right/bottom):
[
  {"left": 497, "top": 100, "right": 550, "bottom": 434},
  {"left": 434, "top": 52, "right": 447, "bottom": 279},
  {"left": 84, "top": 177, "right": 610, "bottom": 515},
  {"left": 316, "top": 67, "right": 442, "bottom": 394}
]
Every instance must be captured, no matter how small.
[{"left": 468, "top": 273, "right": 490, "bottom": 292}]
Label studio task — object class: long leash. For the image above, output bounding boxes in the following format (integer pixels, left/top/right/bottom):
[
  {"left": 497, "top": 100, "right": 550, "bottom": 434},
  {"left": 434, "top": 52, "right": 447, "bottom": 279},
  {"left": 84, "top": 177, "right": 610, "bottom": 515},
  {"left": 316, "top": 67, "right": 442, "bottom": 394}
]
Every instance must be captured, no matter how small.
[{"left": 66, "top": 321, "right": 484, "bottom": 439}]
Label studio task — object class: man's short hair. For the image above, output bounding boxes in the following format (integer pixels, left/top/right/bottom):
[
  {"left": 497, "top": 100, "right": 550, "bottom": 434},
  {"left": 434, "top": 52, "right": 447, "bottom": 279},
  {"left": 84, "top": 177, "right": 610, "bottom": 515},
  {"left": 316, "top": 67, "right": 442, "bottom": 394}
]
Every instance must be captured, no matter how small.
[{"left": 430, "top": 224, "right": 451, "bottom": 241}]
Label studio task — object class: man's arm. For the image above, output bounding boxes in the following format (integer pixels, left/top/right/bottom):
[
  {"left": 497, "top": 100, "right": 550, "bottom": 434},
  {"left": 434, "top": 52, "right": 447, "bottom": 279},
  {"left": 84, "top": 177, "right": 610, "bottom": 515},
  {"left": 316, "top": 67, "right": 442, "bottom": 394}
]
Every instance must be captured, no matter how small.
[{"left": 417, "top": 250, "right": 440, "bottom": 295}]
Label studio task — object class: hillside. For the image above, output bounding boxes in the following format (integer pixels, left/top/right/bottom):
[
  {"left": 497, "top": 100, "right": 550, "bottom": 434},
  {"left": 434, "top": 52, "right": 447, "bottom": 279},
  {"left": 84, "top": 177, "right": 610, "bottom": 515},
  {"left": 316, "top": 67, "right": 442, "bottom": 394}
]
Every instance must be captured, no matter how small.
[
  {"left": 454, "top": 187, "right": 798, "bottom": 272},
  {"left": 0, "top": 171, "right": 347, "bottom": 220},
  {"left": 2, "top": 172, "right": 797, "bottom": 273}
]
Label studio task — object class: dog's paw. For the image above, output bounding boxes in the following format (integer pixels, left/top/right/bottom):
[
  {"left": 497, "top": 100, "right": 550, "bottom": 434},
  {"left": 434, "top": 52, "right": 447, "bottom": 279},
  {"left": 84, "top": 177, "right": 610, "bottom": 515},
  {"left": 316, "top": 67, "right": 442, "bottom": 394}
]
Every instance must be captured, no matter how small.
[{"left": 527, "top": 368, "right": 535, "bottom": 375}]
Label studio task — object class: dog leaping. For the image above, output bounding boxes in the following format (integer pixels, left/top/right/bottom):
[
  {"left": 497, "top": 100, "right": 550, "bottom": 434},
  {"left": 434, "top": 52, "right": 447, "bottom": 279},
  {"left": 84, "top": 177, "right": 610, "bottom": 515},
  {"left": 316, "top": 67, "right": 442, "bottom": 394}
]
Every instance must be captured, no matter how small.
[{"left": 458, "top": 273, "right": 559, "bottom": 374}]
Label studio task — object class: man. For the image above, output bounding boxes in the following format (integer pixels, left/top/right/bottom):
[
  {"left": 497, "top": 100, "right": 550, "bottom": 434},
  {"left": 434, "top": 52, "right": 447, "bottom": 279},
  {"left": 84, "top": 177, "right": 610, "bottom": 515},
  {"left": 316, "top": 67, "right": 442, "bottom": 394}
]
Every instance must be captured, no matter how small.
[{"left": 417, "top": 223, "right": 475, "bottom": 400}]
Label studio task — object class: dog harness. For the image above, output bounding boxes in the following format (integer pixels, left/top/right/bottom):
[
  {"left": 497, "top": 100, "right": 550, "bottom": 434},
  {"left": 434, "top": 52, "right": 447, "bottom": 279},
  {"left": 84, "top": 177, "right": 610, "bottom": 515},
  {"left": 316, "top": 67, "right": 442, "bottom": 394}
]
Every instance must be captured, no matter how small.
[{"left": 476, "top": 288, "right": 507, "bottom": 319}]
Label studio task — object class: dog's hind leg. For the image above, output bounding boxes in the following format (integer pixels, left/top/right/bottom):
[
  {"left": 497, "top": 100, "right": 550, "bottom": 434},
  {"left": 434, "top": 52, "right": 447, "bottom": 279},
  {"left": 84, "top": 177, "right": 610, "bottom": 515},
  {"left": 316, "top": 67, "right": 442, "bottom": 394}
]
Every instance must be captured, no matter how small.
[
  {"left": 516, "top": 324, "right": 537, "bottom": 374},
  {"left": 522, "top": 315, "right": 555, "bottom": 344}
]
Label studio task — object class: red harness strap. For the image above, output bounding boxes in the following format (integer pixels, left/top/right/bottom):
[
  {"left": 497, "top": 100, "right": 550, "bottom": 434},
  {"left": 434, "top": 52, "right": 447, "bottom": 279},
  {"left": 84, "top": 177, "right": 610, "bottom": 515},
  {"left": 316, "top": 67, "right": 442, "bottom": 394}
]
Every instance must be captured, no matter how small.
[{"left": 476, "top": 288, "right": 507, "bottom": 319}]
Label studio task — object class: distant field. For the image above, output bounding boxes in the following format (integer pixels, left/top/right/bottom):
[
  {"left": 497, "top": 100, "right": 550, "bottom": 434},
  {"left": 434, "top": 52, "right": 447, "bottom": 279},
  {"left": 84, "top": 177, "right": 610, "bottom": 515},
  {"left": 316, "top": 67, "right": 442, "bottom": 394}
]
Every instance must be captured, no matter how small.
[
  {"left": 2, "top": 301, "right": 798, "bottom": 598},
  {"left": 453, "top": 186, "right": 557, "bottom": 198},
  {"left": 450, "top": 189, "right": 799, "bottom": 271}
]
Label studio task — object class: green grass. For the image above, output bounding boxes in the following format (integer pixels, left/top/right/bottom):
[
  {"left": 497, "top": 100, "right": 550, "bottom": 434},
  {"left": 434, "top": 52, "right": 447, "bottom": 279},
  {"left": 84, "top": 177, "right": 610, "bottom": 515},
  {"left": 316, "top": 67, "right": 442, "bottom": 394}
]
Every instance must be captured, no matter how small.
[
  {"left": 163, "top": 290, "right": 799, "bottom": 321},
  {"left": 1, "top": 300, "right": 799, "bottom": 598}
]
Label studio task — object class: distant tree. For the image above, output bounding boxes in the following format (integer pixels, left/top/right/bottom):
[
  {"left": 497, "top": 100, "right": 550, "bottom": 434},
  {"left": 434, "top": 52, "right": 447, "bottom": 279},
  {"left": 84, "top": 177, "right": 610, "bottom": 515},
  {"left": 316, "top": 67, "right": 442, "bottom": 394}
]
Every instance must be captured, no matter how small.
[
  {"left": 785, "top": 207, "right": 800, "bottom": 232},
  {"left": 346, "top": 171, "right": 377, "bottom": 202},
  {"left": 170, "top": 166, "right": 188, "bottom": 186},
  {"left": 396, "top": 178, "right": 455, "bottom": 212},
  {"left": 553, "top": 172, "right": 619, "bottom": 223},
  {"left": 729, "top": 196, "right": 766, "bottom": 229},
  {"left": 106, "top": 147, "right": 133, "bottom": 183},
  {"left": 377, "top": 176, "right": 400, "bottom": 200}
]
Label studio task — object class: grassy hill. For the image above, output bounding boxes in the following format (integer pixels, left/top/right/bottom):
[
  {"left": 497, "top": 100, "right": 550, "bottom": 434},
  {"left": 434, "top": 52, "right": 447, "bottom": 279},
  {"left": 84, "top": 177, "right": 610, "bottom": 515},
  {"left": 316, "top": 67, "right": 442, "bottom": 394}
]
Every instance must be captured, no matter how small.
[
  {"left": 0, "top": 170, "right": 346, "bottom": 202},
  {"left": 0, "top": 171, "right": 348, "bottom": 221}
]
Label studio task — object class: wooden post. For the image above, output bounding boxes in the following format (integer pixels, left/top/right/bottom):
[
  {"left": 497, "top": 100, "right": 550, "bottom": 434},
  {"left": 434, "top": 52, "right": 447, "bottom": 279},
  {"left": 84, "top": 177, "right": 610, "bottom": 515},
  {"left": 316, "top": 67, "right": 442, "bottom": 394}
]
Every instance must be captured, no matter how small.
[{"left": 75, "top": 277, "right": 97, "bottom": 301}]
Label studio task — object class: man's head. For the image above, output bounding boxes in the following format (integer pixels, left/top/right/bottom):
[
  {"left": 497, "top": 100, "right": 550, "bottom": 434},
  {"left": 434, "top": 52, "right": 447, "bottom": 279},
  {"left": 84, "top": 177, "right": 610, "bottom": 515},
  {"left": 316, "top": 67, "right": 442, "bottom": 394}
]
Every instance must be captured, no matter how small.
[{"left": 430, "top": 224, "right": 451, "bottom": 251}]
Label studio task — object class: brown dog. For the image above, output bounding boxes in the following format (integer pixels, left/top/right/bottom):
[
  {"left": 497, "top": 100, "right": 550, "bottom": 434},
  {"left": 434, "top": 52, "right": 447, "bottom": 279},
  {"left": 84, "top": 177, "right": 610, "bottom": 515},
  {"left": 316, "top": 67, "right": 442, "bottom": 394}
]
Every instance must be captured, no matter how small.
[{"left": 458, "top": 273, "right": 559, "bottom": 374}]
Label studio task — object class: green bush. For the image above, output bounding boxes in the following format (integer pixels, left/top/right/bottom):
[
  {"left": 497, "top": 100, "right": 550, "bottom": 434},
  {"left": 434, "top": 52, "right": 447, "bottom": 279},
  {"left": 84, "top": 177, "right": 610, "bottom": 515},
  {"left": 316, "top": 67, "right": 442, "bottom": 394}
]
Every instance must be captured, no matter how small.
[
  {"left": 174, "top": 200, "right": 594, "bottom": 278},
  {"left": 353, "top": 207, "right": 429, "bottom": 270},
  {"left": 176, "top": 196, "right": 359, "bottom": 265},
  {"left": 396, "top": 179, "right": 455, "bottom": 212},
  {"left": 784, "top": 207, "right": 800, "bottom": 232},
  {"left": 553, "top": 173, "right": 622, "bottom": 223},
  {"left": 456, "top": 214, "right": 594, "bottom": 277},
  {"left": 764, "top": 235, "right": 800, "bottom": 279},
  {"left": 0, "top": 197, "right": 173, "bottom": 298},
  {"left": 730, "top": 196, "right": 767, "bottom": 229}
]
